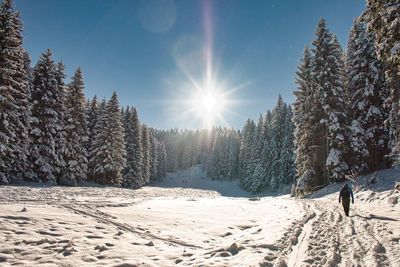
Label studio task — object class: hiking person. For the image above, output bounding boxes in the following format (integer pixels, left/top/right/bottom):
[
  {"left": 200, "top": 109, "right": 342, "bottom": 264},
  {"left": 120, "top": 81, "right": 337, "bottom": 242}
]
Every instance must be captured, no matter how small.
[{"left": 339, "top": 183, "right": 354, "bottom": 216}]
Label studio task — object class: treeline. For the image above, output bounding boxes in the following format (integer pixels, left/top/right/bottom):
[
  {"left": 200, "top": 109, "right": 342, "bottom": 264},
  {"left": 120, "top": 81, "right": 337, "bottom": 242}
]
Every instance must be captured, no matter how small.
[
  {"left": 0, "top": 0, "right": 166, "bottom": 187},
  {"left": 293, "top": 1, "right": 400, "bottom": 190},
  {"left": 159, "top": 95, "right": 295, "bottom": 193}
]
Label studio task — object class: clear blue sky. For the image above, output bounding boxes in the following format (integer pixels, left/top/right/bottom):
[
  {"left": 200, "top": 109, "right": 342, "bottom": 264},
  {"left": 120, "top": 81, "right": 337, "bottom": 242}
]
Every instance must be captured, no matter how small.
[{"left": 15, "top": 0, "right": 365, "bottom": 130}]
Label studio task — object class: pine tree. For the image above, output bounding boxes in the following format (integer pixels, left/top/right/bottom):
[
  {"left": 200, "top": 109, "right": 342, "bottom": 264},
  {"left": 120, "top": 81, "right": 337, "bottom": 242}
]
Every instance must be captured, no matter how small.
[
  {"left": 269, "top": 96, "right": 287, "bottom": 190},
  {"left": 250, "top": 163, "right": 266, "bottom": 193},
  {"left": 88, "top": 98, "right": 106, "bottom": 180},
  {"left": 208, "top": 129, "right": 230, "bottom": 179},
  {"left": 123, "top": 106, "right": 143, "bottom": 188},
  {"left": 346, "top": 16, "right": 388, "bottom": 173},
  {"left": 312, "top": 19, "right": 348, "bottom": 182},
  {"left": 0, "top": 0, "right": 31, "bottom": 183},
  {"left": 29, "top": 49, "right": 65, "bottom": 184},
  {"left": 64, "top": 67, "right": 88, "bottom": 183},
  {"left": 260, "top": 111, "right": 273, "bottom": 190},
  {"left": 250, "top": 114, "right": 264, "bottom": 168},
  {"left": 181, "top": 132, "right": 193, "bottom": 169},
  {"left": 149, "top": 130, "right": 158, "bottom": 183},
  {"left": 53, "top": 62, "right": 69, "bottom": 184},
  {"left": 227, "top": 129, "right": 240, "bottom": 178},
  {"left": 366, "top": 1, "right": 400, "bottom": 163},
  {"left": 86, "top": 96, "right": 98, "bottom": 155},
  {"left": 293, "top": 46, "right": 314, "bottom": 179},
  {"left": 90, "top": 92, "right": 126, "bottom": 185},
  {"left": 238, "top": 119, "right": 256, "bottom": 188},
  {"left": 141, "top": 125, "right": 151, "bottom": 185},
  {"left": 156, "top": 141, "right": 167, "bottom": 180},
  {"left": 281, "top": 105, "right": 296, "bottom": 184}
]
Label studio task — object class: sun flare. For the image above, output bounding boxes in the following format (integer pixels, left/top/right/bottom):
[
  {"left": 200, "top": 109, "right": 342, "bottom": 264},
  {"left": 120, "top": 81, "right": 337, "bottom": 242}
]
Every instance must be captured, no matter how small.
[
  {"left": 164, "top": 0, "right": 247, "bottom": 129},
  {"left": 202, "top": 92, "right": 217, "bottom": 112},
  {"left": 186, "top": 82, "right": 229, "bottom": 128}
]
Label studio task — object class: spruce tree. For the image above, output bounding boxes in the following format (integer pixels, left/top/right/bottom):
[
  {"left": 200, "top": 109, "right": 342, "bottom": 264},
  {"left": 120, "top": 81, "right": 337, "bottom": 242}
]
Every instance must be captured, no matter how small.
[
  {"left": 90, "top": 92, "right": 126, "bottom": 185},
  {"left": 0, "top": 0, "right": 30, "bottom": 183},
  {"left": 156, "top": 141, "right": 167, "bottom": 180},
  {"left": 53, "top": 62, "right": 69, "bottom": 184},
  {"left": 260, "top": 111, "right": 273, "bottom": 190},
  {"left": 346, "top": 16, "right": 388, "bottom": 173},
  {"left": 238, "top": 119, "right": 256, "bottom": 188},
  {"left": 366, "top": 1, "right": 400, "bottom": 163},
  {"left": 88, "top": 98, "right": 106, "bottom": 180},
  {"left": 208, "top": 129, "right": 230, "bottom": 179},
  {"left": 86, "top": 96, "right": 98, "bottom": 155},
  {"left": 64, "top": 67, "right": 88, "bottom": 183},
  {"left": 250, "top": 114, "right": 264, "bottom": 169},
  {"left": 123, "top": 106, "right": 143, "bottom": 188},
  {"left": 227, "top": 129, "right": 240, "bottom": 178},
  {"left": 293, "top": 46, "right": 314, "bottom": 179},
  {"left": 141, "top": 125, "right": 151, "bottom": 185},
  {"left": 281, "top": 105, "right": 296, "bottom": 184},
  {"left": 251, "top": 163, "right": 266, "bottom": 193},
  {"left": 149, "top": 130, "right": 158, "bottom": 183},
  {"left": 29, "top": 49, "right": 65, "bottom": 184},
  {"left": 312, "top": 19, "right": 348, "bottom": 182}
]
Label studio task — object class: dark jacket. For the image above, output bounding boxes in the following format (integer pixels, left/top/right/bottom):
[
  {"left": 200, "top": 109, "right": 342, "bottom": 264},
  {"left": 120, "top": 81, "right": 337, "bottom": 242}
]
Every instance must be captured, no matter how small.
[{"left": 339, "top": 184, "right": 354, "bottom": 203}]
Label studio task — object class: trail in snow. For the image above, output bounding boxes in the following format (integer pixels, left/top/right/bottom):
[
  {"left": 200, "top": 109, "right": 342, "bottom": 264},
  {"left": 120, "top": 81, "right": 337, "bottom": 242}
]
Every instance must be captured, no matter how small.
[{"left": 0, "top": 165, "right": 399, "bottom": 266}]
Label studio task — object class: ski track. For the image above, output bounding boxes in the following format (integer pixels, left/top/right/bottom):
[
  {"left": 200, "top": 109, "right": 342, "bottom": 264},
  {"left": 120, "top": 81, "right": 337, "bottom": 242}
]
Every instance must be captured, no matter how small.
[
  {"left": 60, "top": 204, "right": 203, "bottom": 249},
  {"left": 285, "top": 199, "right": 399, "bottom": 267}
]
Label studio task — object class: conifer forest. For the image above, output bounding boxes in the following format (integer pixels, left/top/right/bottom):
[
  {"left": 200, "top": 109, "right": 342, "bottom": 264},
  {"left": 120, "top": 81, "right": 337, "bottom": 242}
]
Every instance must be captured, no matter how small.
[{"left": 1, "top": 0, "right": 399, "bottom": 195}]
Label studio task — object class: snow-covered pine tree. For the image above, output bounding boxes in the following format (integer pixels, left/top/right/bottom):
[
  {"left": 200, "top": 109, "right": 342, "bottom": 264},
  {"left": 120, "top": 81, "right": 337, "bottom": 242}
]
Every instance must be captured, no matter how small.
[
  {"left": 149, "top": 130, "right": 158, "bottom": 183},
  {"left": 0, "top": 0, "right": 31, "bottom": 183},
  {"left": 88, "top": 98, "right": 106, "bottom": 180},
  {"left": 86, "top": 96, "right": 98, "bottom": 155},
  {"left": 260, "top": 110, "right": 273, "bottom": 190},
  {"left": 53, "top": 62, "right": 70, "bottom": 184},
  {"left": 269, "top": 96, "right": 287, "bottom": 190},
  {"left": 238, "top": 119, "right": 256, "bottom": 188},
  {"left": 141, "top": 125, "right": 151, "bottom": 185},
  {"left": 250, "top": 114, "right": 264, "bottom": 170},
  {"left": 181, "top": 132, "right": 193, "bottom": 169},
  {"left": 327, "top": 35, "right": 349, "bottom": 181},
  {"left": 281, "top": 105, "right": 296, "bottom": 184},
  {"left": 227, "top": 129, "right": 240, "bottom": 178},
  {"left": 293, "top": 46, "right": 314, "bottom": 179},
  {"left": 312, "top": 19, "right": 348, "bottom": 182},
  {"left": 346, "top": 16, "right": 388, "bottom": 173},
  {"left": 250, "top": 163, "right": 266, "bottom": 193},
  {"left": 23, "top": 51, "right": 34, "bottom": 180},
  {"left": 90, "top": 92, "right": 126, "bottom": 185},
  {"left": 164, "top": 129, "right": 179, "bottom": 172},
  {"left": 64, "top": 67, "right": 88, "bottom": 183},
  {"left": 29, "top": 49, "right": 65, "bottom": 184},
  {"left": 123, "top": 106, "right": 143, "bottom": 188},
  {"left": 366, "top": 1, "right": 400, "bottom": 163},
  {"left": 156, "top": 141, "right": 167, "bottom": 180},
  {"left": 208, "top": 129, "right": 230, "bottom": 179},
  {"left": 190, "top": 130, "right": 201, "bottom": 166}
]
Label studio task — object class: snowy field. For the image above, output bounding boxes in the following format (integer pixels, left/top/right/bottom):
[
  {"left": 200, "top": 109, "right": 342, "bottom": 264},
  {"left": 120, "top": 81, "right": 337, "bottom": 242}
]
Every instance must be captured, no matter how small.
[{"left": 0, "top": 166, "right": 399, "bottom": 267}]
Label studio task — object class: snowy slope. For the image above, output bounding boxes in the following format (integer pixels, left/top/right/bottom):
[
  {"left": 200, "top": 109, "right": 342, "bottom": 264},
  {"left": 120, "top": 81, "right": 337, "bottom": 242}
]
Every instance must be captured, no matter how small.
[{"left": 0, "top": 166, "right": 399, "bottom": 266}]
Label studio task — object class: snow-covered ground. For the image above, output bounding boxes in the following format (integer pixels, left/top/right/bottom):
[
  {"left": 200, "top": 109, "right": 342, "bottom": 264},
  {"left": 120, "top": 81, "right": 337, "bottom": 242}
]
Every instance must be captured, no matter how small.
[{"left": 0, "top": 165, "right": 399, "bottom": 266}]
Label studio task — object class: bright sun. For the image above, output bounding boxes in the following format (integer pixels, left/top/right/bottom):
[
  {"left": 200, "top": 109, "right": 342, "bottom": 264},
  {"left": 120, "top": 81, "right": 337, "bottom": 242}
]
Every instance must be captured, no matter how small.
[
  {"left": 202, "top": 92, "right": 217, "bottom": 112},
  {"left": 188, "top": 83, "right": 228, "bottom": 128}
]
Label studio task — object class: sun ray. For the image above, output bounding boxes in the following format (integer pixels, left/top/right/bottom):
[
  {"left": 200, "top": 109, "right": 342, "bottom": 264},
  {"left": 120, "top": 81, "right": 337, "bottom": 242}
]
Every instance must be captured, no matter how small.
[{"left": 162, "top": 0, "right": 250, "bottom": 129}]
